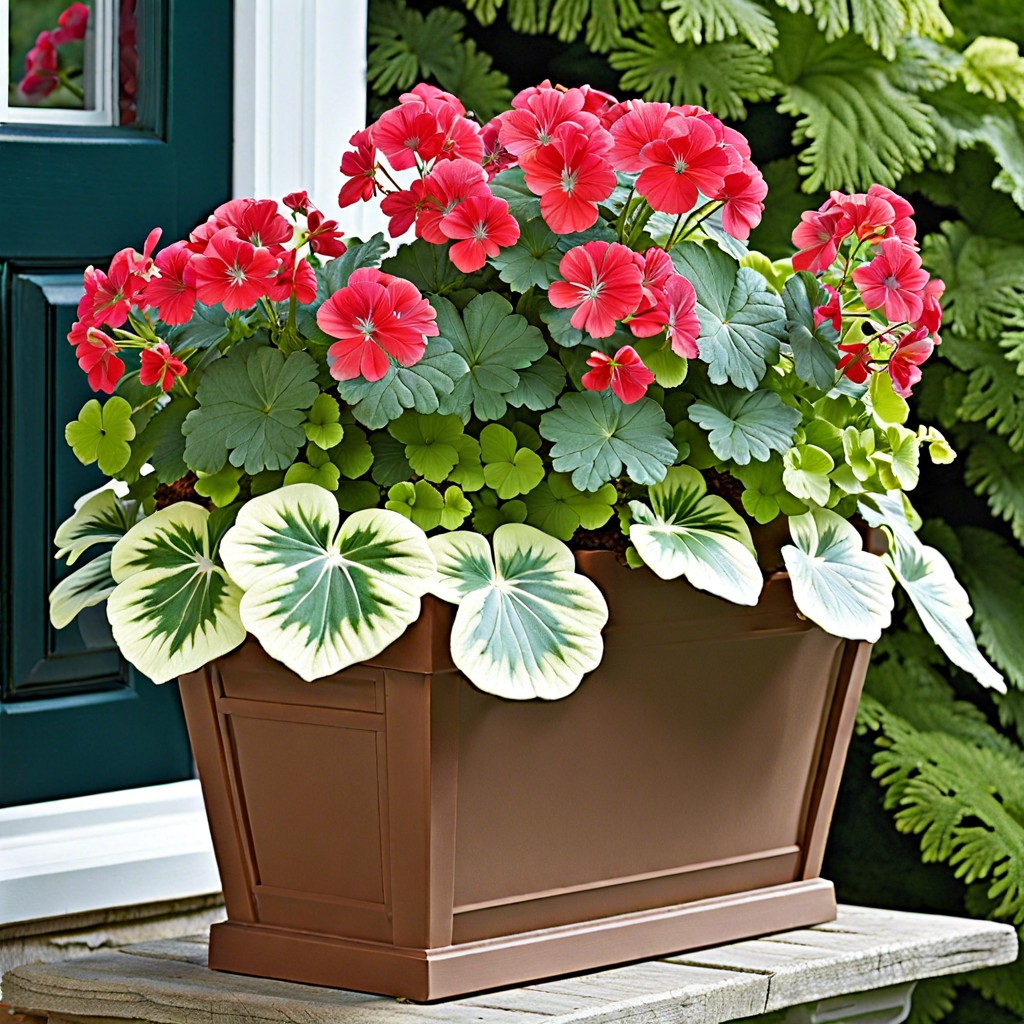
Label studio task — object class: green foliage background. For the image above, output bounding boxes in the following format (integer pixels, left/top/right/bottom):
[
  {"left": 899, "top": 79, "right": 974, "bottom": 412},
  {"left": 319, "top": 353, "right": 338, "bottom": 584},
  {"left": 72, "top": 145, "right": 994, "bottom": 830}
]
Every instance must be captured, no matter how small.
[{"left": 366, "top": 1, "right": 1024, "bottom": 1020}]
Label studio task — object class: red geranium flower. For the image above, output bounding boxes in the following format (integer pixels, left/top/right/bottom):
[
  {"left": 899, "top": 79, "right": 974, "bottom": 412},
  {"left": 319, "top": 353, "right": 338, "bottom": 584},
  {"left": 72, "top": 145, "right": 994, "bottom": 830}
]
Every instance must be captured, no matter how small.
[
  {"left": 142, "top": 241, "right": 197, "bottom": 325},
  {"left": 19, "top": 31, "right": 59, "bottom": 97},
  {"left": 190, "top": 227, "right": 280, "bottom": 312},
  {"left": 51, "top": 3, "right": 89, "bottom": 44},
  {"left": 348, "top": 268, "right": 440, "bottom": 345},
  {"left": 868, "top": 184, "right": 916, "bottom": 245},
  {"left": 837, "top": 342, "right": 873, "bottom": 384},
  {"left": 372, "top": 102, "right": 444, "bottom": 170},
  {"left": 915, "top": 277, "right": 943, "bottom": 341},
  {"left": 416, "top": 159, "right": 490, "bottom": 243},
  {"left": 140, "top": 342, "right": 187, "bottom": 392},
  {"left": 791, "top": 207, "right": 847, "bottom": 274},
  {"left": 608, "top": 101, "right": 673, "bottom": 172},
  {"left": 814, "top": 285, "right": 842, "bottom": 333},
  {"left": 440, "top": 195, "right": 520, "bottom": 273},
  {"left": 522, "top": 126, "right": 616, "bottom": 234},
  {"left": 434, "top": 104, "right": 485, "bottom": 165},
  {"left": 887, "top": 327, "right": 933, "bottom": 397},
  {"left": 481, "top": 117, "right": 517, "bottom": 179},
  {"left": 582, "top": 345, "right": 655, "bottom": 404},
  {"left": 629, "top": 274, "right": 700, "bottom": 357},
  {"left": 498, "top": 84, "right": 604, "bottom": 161},
  {"left": 635, "top": 118, "right": 731, "bottom": 215},
  {"left": 338, "top": 129, "right": 379, "bottom": 208},
  {"left": 282, "top": 190, "right": 310, "bottom": 215},
  {"left": 400, "top": 83, "right": 465, "bottom": 118},
  {"left": 79, "top": 249, "right": 148, "bottom": 329},
  {"left": 381, "top": 183, "right": 426, "bottom": 238},
  {"left": 852, "top": 238, "right": 929, "bottom": 323},
  {"left": 76, "top": 328, "right": 125, "bottom": 394},
  {"left": 716, "top": 165, "right": 767, "bottom": 240},
  {"left": 207, "top": 199, "right": 293, "bottom": 253},
  {"left": 547, "top": 241, "right": 644, "bottom": 339},
  {"left": 829, "top": 191, "right": 898, "bottom": 242},
  {"left": 265, "top": 250, "right": 317, "bottom": 305},
  {"left": 635, "top": 246, "right": 674, "bottom": 308},
  {"left": 306, "top": 209, "right": 346, "bottom": 258}
]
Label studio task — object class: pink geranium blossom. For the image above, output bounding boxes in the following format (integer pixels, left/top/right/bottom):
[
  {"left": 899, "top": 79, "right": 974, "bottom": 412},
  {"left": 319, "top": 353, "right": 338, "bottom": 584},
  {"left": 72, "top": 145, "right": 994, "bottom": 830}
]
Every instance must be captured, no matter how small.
[
  {"left": 338, "top": 129, "right": 378, "bottom": 208},
  {"left": 190, "top": 228, "right": 279, "bottom": 312},
  {"left": 791, "top": 207, "right": 847, "bottom": 274},
  {"left": 868, "top": 184, "right": 916, "bottom": 245},
  {"left": 887, "top": 327, "right": 933, "bottom": 397},
  {"left": 381, "top": 183, "right": 425, "bottom": 238},
  {"left": 716, "top": 166, "right": 767, "bottom": 240},
  {"left": 416, "top": 159, "right": 490, "bottom": 243},
  {"left": 814, "top": 285, "right": 842, "bottom": 333},
  {"left": 629, "top": 275, "right": 700, "bottom": 358},
  {"left": 635, "top": 118, "right": 731, "bottom": 215},
  {"left": 837, "top": 342, "right": 873, "bottom": 384},
  {"left": 19, "top": 32, "right": 59, "bottom": 97},
  {"left": 582, "top": 346, "right": 655, "bottom": 404},
  {"left": 852, "top": 238, "right": 929, "bottom": 323},
  {"left": 76, "top": 328, "right": 125, "bottom": 394},
  {"left": 372, "top": 102, "right": 443, "bottom": 170},
  {"left": 142, "top": 242, "right": 197, "bottom": 324},
  {"left": 828, "top": 191, "right": 897, "bottom": 242},
  {"left": 205, "top": 199, "right": 293, "bottom": 253},
  {"left": 265, "top": 250, "right": 317, "bottom": 304},
  {"left": 140, "top": 342, "right": 187, "bottom": 392},
  {"left": 915, "top": 278, "right": 943, "bottom": 342},
  {"left": 608, "top": 102, "right": 674, "bottom": 172},
  {"left": 52, "top": 3, "right": 89, "bottom": 44},
  {"left": 498, "top": 84, "right": 604, "bottom": 161},
  {"left": 440, "top": 195, "right": 520, "bottom": 273},
  {"left": 547, "top": 241, "right": 644, "bottom": 339}
]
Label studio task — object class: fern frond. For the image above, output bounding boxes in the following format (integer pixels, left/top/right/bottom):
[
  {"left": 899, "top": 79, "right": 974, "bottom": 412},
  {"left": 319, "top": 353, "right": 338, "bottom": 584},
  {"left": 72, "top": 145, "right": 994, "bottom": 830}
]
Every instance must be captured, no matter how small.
[
  {"left": 660, "top": 0, "right": 779, "bottom": 53},
  {"left": 610, "top": 15, "right": 777, "bottom": 118},
  {"left": 434, "top": 38, "right": 513, "bottom": 120},
  {"left": 962, "top": 429, "right": 1024, "bottom": 544},
  {"left": 506, "top": 0, "right": 555, "bottom": 33},
  {"left": 548, "top": 0, "right": 641, "bottom": 51},
  {"left": 367, "top": 3, "right": 467, "bottom": 94},
  {"left": 908, "top": 977, "right": 958, "bottom": 1024},
  {"left": 462, "top": 0, "right": 504, "bottom": 23},
  {"left": 773, "top": 14, "right": 937, "bottom": 192},
  {"left": 961, "top": 36, "right": 1024, "bottom": 106}
]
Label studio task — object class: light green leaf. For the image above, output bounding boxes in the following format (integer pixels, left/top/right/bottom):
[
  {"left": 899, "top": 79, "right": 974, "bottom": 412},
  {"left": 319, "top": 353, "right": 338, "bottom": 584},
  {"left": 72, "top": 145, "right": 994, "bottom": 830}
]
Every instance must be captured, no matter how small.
[
  {"left": 782, "top": 271, "right": 840, "bottom": 391},
  {"left": 490, "top": 218, "right": 562, "bottom": 292},
  {"left": 195, "top": 465, "right": 244, "bottom": 506},
  {"left": 842, "top": 426, "right": 877, "bottom": 482},
  {"left": 671, "top": 243, "right": 786, "bottom": 390},
  {"left": 183, "top": 345, "right": 319, "bottom": 474},
  {"left": 49, "top": 552, "right": 115, "bottom": 631},
  {"left": 428, "top": 525, "right": 609, "bottom": 699},
  {"left": 337, "top": 338, "right": 471, "bottom": 430},
  {"left": 869, "top": 371, "right": 910, "bottom": 426},
  {"left": 523, "top": 473, "right": 617, "bottom": 541},
  {"left": 283, "top": 459, "right": 340, "bottom": 491},
  {"left": 471, "top": 491, "right": 529, "bottom": 534},
  {"left": 329, "top": 424, "right": 374, "bottom": 479},
  {"left": 541, "top": 391, "right": 677, "bottom": 492},
  {"left": 435, "top": 294, "right": 548, "bottom": 421},
  {"left": 440, "top": 486, "right": 472, "bottom": 530},
  {"left": 447, "top": 435, "right": 485, "bottom": 492},
  {"left": 960, "top": 36, "right": 1024, "bottom": 106},
  {"left": 304, "top": 394, "right": 344, "bottom": 450},
  {"left": 66, "top": 398, "right": 136, "bottom": 475},
  {"left": 54, "top": 487, "right": 142, "bottom": 565},
  {"left": 386, "top": 480, "right": 444, "bottom": 530},
  {"left": 783, "top": 444, "right": 835, "bottom": 505},
  {"left": 108, "top": 503, "right": 245, "bottom": 684},
  {"left": 389, "top": 413, "right": 464, "bottom": 482},
  {"left": 688, "top": 386, "right": 801, "bottom": 465},
  {"left": 876, "top": 425, "right": 920, "bottom": 490},
  {"left": 734, "top": 457, "right": 807, "bottom": 524},
  {"left": 632, "top": 337, "right": 688, "bottom": 388},
  {"left": 781, "top": 508, "right": 894, "bottom": 642},
  {"left": 628, "top": 466, "right": 763, "bottom": 605},
  {"left": 219, "top": 485, "right": 435, "bottom": 681},
  {"left": 480, "top": 424, "right": 545, "bottom": 499}
]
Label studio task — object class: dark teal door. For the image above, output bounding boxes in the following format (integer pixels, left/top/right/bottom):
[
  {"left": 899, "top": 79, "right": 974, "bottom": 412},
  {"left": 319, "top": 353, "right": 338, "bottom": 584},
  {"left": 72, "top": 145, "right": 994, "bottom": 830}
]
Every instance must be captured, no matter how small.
[{"left": 0, "top": 0, "right": 232, "bottom": 806}]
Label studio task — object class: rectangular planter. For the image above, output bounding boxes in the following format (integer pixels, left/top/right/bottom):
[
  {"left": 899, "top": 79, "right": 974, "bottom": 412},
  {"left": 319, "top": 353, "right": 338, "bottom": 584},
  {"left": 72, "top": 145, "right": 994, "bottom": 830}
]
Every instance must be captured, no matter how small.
[{"left": 178, "top": 551, "right": 870, "bottom": 1001}]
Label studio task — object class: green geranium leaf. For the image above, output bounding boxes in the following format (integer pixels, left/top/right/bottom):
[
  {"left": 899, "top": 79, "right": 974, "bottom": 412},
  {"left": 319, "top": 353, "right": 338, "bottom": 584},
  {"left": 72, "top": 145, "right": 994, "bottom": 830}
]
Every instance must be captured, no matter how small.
[
  {"left": 440, "top": 486, "right": 473, "bottom": 530},
  {"left": 688, "top": 386, "right": 801, "bottom": 465},
  {"left": 671, "top": 242, "right": 785, "bottom": 390},
  {"left": 869, "top": 371, "right": 910, "bottom": 426},
  {"left": 490, "top": 218, "right": 563, "bottom": 292},
  {"left": 337, "top": 480, "right": 381, "bottom": 513},
  {"left": 874, "top": 425, "right": 920, "bottom": 491},
  {"left": 386, "top": 480, "right": 445, "bottom": 530},
  {"left": 220, "top": 485, "right": 435, "bottom": 681},
  {"left": 123, "top": 397, "right": 197, "bottom": 485},
  {"left": 304, "top": 394, "right": 344, "bottom": 450},
  {"left": 842, "top": 426, "right": 877, "bottom": 482},
  {"left": 183, "top": 345, "right": 319, "bottom": 474},
  {"left": 283, "top": 459, "right": 340, "bottom": 491},
  {"left": 337, "top": 338, "right": 470, "bottom": 429},
  {"left": 388, "top": 412, "right": 464, "bottom": 482},
  {"left": 429, "top": 525, "right": 609, "bottom": 700},
  {"left": 329, "top": 423, "right": 374, "bottom": 479},
  {"left": 506, "top": 355, "right": 566, "bottom": 412},
  {"left": 165, "top": 302, "right": 230, "bottom": 352},
  {"left": 195, "top": 465, "right": 244, "bottom": 506},
  {"left": 628, "top": 466, "right": 763, "bottom": 605},
  {"left": 541, "top": 392, "right": 677, "bottom": 492},
  {"left": 783, "top": 444, "right": 835, "bottom": 506},
  {"left": 369, "top": 433, "right": 413, "bottom": 486},
  {"left": 320, "top": 234, "right": 390, "bottom": 293},
  {"left": 49, "top": 552, "right": 115, "bottom": 631},
  {"left": 448, "top": 435, "right": 485, "bottom": 492},
  {"left": 66, "top": 397, "right": 136, "bottom": 475},
  {"left": 54, "top": 487, "right": 142, "bottom": 565},
  {"left": 859, "top": 493, "right": 1005, "bottom": 691},
  {"left": 781, "top": 508, "right": 894, "bottom": 642},
  {"left": 471, "top": 492, "right": 528, "bottom": 534},
  {"left": 782, "top": 271, "right": 840, "bottom": 391},
  {"left": 480, "top": 424, "right": 545, "bottom": 499},
  {"left": 380, "top": 238, "right": 464, "bottom": 294},
  {"left": 435, "top": 293, "right": 548, "bottom": 421},
  {"left": 523, "top": 473, "right": 617, "bottom": 541},
  {"left": 107, "top": 503, "right": 245, "bottom": 684},
  {"left": 733, "top": 458, "right": 807, "bottom": 524},
  {"left": 488, "top": 167, "right": 542, "bottom": 221},
  {"left": 632, "top": 338, "right": 688, "bottom": 388}
]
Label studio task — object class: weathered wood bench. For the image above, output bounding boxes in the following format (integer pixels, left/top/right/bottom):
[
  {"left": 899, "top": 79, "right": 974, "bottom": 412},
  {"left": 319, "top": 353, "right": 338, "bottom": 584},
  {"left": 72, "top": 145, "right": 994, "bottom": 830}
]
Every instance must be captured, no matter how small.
[{"left": 3, "top": 905, "right": 1017, "bottom": 1024}]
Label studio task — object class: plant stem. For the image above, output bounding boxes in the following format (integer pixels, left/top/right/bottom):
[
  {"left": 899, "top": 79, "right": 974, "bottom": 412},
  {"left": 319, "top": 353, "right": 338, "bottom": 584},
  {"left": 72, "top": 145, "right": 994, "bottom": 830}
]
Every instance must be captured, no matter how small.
[{"left": 57, "top": 71, "right": 85, "bottom": 101}]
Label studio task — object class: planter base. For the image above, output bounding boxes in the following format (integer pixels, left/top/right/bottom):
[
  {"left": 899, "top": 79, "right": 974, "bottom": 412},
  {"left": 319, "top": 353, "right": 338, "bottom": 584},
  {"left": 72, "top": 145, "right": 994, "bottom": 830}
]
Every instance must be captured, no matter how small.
[{"left": 208, "top": 879, "right": 837, "bottom": 1002}]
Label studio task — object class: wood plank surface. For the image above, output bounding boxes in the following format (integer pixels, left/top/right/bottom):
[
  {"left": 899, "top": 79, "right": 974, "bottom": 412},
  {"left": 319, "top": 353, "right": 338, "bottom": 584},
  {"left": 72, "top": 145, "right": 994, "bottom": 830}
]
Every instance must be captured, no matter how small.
[{"left": 3, "top": 907, "right": 1017, "bottom": 1024}]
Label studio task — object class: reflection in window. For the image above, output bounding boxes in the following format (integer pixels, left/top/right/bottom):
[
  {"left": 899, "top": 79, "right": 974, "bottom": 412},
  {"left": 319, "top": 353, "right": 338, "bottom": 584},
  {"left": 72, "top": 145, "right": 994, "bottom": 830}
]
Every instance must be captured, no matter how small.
[
  {"left": 9, "top": 1, "right": 92, "bottom": 110},
  {"left": 118, "top": 0, "right": 135, "bottom": 125}
]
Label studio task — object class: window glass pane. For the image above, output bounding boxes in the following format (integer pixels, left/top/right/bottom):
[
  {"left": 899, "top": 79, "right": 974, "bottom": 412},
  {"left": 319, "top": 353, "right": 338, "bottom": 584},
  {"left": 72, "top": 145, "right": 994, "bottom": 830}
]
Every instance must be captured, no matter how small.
[{"left": 8, "top": 1, "right": 94, "bottom": 111}]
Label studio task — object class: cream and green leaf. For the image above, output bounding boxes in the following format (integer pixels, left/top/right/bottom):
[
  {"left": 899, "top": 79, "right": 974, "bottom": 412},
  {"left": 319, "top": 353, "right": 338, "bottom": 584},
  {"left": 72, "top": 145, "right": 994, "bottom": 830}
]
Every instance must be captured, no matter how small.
[
  {"left": 627, "top": 466, "right": 763, "bottom": 605},
  {"left": 428, "top": 524, "right": 609, "bottom": 700},
  {"left": 219, "top": 484, "right": 435, "bottom": 681},
  {"left": 107, "top": 503, "right": 245, "bottom": 684},
  {"left": 782, "top": 508, "right": 894, "bottom": 642}
]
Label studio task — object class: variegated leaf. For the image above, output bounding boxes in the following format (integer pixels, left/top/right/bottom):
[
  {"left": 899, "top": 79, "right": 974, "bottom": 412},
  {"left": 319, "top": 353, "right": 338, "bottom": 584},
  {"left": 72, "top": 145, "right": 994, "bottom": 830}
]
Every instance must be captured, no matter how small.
[
  {"left": 55, "top": 487, "right": 142, "bottom": 565},
  {"left": 429, "top": 525, "right": 609, "bottom": 700},
  {"left": 627, "top": 466, "right": 763, "bottom": 605},
  {"left": 49, "top": 552, "right": 115, "bottom": 630},
  {"left": 782, "top": 508, "right": 894, "bottom": 642},
  {"left": 219, "top": 484, "right": 435, "bottom": 681},
  {"left": 108, "top": 503, "right": 245, "bottom": 684}
]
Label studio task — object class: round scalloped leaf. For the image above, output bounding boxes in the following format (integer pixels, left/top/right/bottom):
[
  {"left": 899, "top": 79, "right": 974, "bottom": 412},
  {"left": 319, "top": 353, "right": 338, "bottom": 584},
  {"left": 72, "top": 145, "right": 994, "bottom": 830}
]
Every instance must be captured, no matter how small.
[
  {"left": 628, "top": 466, "right": 763, "bottom": 605},
  {"left": 428, "top": 525, "right": 609, "bottom": 700},
  {"left": 65, "top": 398, "right": 136, "bottom": 475},
  {"left": 782, "top": 508, "right": 894, "bottom": 642},
  {"left": 107, "top": 503, "right": 245, "bottom": 684},
  {"left": 219, "top": 485, "right": 435, "bottom": 681}
]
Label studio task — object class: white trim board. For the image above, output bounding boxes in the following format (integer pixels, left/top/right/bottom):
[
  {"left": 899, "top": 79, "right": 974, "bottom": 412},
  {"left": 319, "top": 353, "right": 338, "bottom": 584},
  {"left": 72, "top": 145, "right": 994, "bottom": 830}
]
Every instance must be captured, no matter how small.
[{"left": 0, "top": 781, "right": 220, "bottom": 927}]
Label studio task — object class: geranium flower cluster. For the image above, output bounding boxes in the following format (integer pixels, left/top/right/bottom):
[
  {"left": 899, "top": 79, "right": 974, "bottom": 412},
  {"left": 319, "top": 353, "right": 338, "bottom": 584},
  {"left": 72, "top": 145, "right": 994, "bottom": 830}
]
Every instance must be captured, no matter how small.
[
  {"left": 66, "top": 195, "right": 355, "bottom": 393},
  {"left": 19, "top": 2, "right": 89, "bottom": 99},
  {"left": 792, "top": 186, "right": 942, "bottom": 397}
]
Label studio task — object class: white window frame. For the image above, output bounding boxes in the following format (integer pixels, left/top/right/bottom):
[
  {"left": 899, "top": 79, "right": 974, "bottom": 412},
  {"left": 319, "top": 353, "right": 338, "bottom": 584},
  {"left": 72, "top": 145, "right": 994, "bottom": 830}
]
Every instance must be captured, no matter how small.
[
  {"left": 0, "top": 0, "right": 118, "bottom": 128},
  {"left": 0, "top": 0, "right": 373, "bottom": 928}
]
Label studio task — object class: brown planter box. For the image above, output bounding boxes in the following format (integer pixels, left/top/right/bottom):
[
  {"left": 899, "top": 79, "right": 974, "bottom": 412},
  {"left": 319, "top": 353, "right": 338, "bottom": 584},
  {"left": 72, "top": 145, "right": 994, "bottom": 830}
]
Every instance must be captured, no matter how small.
[{"left": 178, "top": 551, "right": 871, "bottom": 1001}]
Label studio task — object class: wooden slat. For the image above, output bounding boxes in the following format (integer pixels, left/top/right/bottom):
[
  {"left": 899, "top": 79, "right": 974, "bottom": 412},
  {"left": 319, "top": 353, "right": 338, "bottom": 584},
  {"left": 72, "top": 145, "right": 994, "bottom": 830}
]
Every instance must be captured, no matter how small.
[{"left": 3, "top": 906, "right": 1017, "bottom": 1024}]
